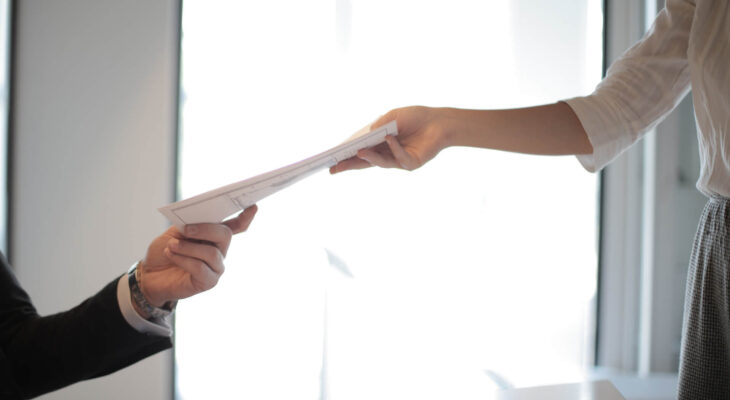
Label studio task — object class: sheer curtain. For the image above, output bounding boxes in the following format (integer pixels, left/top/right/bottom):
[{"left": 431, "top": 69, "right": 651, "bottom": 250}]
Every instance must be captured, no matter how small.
[{"left": 175, "top": 1, "right": 603, "bottom": 398}]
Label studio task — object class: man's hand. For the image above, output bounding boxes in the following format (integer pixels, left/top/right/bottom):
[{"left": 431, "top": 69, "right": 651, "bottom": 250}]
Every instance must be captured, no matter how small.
[
  {"left": 329, "top": 106, "right": 452, "bottom": 174},
  {"left": 138, "top": 205, "right": 258, "bottom": 308}
]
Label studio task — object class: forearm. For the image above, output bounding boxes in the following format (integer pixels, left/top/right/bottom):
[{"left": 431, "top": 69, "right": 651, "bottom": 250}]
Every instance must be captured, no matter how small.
[
  {"left": 4, "top": 278, "right": 171, "bottom": 399},
  {"left": 442, "top": 102, "right": 593, "bottom": 156}
]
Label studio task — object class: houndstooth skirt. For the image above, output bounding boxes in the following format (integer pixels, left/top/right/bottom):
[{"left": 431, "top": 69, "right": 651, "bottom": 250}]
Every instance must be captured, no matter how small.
[{"left": 679, "top": 196, "right": 730, "bottom": 399}]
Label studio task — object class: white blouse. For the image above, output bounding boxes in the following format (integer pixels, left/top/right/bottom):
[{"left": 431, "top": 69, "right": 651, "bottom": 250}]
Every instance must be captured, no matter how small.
[{"left": 564, "top": 0, "right": 730, "bottom": 197}]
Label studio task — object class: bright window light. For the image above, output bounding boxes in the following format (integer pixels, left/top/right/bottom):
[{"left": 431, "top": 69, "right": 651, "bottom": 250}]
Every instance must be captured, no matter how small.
[{"left": 175, "top": 1, "right": 603, "bottom": 399}]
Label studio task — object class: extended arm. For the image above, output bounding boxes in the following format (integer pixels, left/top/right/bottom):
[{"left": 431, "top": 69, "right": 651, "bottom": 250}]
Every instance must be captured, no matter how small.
[
  {"left": 0, "top": 269, "right": 170, "bottom": 399},
  {"left": 330, "top": 103, "right": 591, "bottom": 173},
  {"left": 0, "top": 206, "right": 257, "bottom": 399},
  {"left": 447, "top": 103, "right": 592, "bottom": 155},
  {"left": 331, "top": 0, "right": 693, "bottom": 175}
]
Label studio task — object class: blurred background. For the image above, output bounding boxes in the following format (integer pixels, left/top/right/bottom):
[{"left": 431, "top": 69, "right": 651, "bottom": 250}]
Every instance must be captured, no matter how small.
[{"left": 2, "top": 1, "right": 703, "bottom": 399}]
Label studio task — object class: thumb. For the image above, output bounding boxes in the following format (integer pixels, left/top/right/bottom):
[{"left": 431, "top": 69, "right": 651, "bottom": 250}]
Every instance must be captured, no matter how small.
[
  {"left": 223, "top": 205, "right": 258, "bottom": 235},
  {"left": 370, "top": 109, "right": 398, "bottom": 130}
]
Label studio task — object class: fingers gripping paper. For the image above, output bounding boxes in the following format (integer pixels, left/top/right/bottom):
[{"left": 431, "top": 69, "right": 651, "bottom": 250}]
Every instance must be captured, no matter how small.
[{"left": 159, "top": 121, "right": 398, "bottom": 229}]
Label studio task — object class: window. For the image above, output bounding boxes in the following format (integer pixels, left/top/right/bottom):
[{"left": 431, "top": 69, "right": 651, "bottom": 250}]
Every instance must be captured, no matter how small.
[
  {"left": 0, "top": 0, "right": 9, "bottom": 255},
  {"left": 175, "top": 1, "right": 603, "bottom": 398}
]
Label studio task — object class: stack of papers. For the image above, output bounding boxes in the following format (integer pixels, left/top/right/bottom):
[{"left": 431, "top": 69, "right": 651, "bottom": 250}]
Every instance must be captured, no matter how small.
[{"left": 159, "top": 121, "right": 398, "bottom": 229}]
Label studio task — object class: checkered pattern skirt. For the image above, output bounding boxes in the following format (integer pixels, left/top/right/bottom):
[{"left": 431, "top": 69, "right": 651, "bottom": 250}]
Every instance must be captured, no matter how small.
[{"left": 679, "top": 196, "right": 730, "bottom": 399}]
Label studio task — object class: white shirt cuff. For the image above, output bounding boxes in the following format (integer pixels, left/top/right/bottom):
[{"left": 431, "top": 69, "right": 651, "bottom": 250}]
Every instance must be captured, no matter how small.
[
  {"left": 116, "top": 274, "right": 173, "bottom": 337},
  {"left": 564, "top": 97, "right": 616, "bottom": 173}
]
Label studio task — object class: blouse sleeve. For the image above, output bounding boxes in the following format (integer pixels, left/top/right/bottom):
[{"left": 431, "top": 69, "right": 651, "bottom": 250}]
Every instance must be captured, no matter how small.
[{"left": 564, "top": 0, "right": 695, "bottom": 172}]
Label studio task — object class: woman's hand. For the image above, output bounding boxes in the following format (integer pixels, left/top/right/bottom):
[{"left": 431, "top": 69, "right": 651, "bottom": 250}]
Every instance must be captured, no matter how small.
[
  {"left": 330, "top": 106, "right": 453, "bottom": 174},
  {"left": 137, "top": 205, "right": 258, "bottom": 308},
  {"left": 329, "top": 102, "right": 592, "bottom": 175}
]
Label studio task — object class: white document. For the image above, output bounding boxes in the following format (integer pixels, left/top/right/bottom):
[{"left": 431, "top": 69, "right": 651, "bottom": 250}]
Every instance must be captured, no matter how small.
[{"left": 159, "top": 120, "right": 398, "bottom": 229}]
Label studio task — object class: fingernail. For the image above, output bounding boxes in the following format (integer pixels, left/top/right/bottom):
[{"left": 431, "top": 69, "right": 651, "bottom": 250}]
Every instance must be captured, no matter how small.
[
  {"left": 169, "top": 238, "right": 180, "bottom": 250},
  {"left": 164, "top": 247, "right": 172, "bottom": 257},
  {"left": 186, "top": 225, "right": 198, "bottom": 235}
]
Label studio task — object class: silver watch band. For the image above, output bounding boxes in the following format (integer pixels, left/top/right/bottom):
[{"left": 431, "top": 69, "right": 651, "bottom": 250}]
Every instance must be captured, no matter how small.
[{"left": 128, "top": 261, "right": 175, "bottom": 320}]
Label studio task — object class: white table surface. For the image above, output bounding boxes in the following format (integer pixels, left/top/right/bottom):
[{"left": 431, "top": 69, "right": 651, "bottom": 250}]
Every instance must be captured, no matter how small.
[{"left": 494, "top": 380, "right": 625, "bottom": 400}]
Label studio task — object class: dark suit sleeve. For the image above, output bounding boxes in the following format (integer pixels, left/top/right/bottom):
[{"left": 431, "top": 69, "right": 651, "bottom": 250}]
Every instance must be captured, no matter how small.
[{"left": 0, "top": 253, "right": 172, "bottom": 399}]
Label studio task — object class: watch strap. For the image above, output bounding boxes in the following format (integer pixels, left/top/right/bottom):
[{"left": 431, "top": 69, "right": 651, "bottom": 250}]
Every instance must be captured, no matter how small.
[{"left": 128, "top": 261, "right": 175, "bottom": 320}]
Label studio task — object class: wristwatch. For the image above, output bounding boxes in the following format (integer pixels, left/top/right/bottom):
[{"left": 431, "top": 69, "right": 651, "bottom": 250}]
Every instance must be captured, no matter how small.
[{"left": 128, "top": 261, "right": 176, "bottom": 320}]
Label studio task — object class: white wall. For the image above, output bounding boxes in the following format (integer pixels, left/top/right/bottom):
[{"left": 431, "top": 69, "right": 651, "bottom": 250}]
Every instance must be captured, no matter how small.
[{"left": 11, "top": 1, "right": 179, "bottom": 398}]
